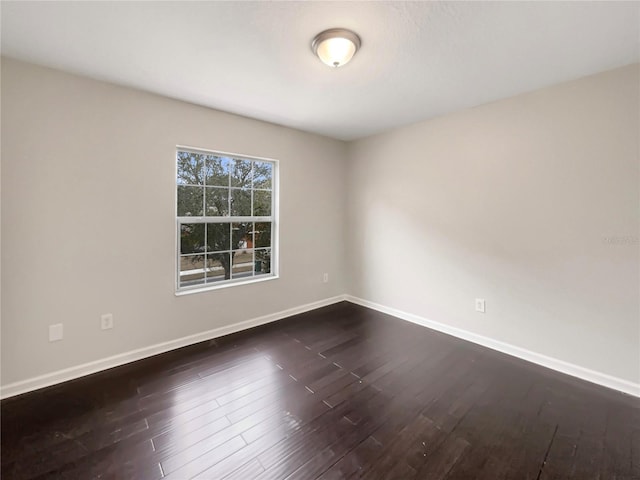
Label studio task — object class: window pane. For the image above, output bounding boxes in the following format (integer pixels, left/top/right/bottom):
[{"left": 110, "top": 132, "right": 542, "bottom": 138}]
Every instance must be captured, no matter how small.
[
  {"left": 254, "top": 222, "right": 271, "bottom": 248},
  {"left": 231, "top": 159, "right": 252, "bottom": 188},
  {"left": 180, "top": 223, "right": 205, "bottom": 254},
  {"left": 177, "top": 186, "right": 203, "bottom": 216},
  {"left": 254, "top": 249, "right": 271, "bottom": 276},
  {"left": 230, "top": 189, "right": 251, "bottom": 216},
  {"left": 232, "top": 250, "right": 253, "bottom": 279},
  {"left": 253, "top": 162, "right": 272, "bottom": 190},
  {"left": 177, "top": 152, "right": 275, "bottom": 291},
  {"left": 205, "top": 187, "right": 229, "bottom": 216},
  {"left": 232, "top": 222, "right": 253, "bottom": 250},
  {"left": 253, "top": 190, "right": 271, "bottom": 216},
  {"left": 177, "top": 151, "right": 204, "bottom": 185},
  {"left": 207, "top": 223, "right": 231, "bottom": 252},
  {"left": 205, "top": 155, "right": 231, "bottom": 187},
  {"left": 206, "top": 253, "right": 230, "bottom": 283},
  {"left": 180, "top": 255, "right": 205, "bottom": 287}
]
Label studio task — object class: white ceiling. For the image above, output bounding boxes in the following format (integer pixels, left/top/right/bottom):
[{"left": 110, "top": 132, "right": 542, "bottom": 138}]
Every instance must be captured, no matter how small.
[{"left": 2, "top": 1, "right": 639, "bottom": 141}]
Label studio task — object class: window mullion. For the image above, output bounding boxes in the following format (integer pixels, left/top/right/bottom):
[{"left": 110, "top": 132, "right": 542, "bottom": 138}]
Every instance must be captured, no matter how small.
[
  {"left": 177, "top": 216, "right": 272, "bottom": 224},
  {"left": 177, "top": 148, "right": 276, "bottom": 292}
]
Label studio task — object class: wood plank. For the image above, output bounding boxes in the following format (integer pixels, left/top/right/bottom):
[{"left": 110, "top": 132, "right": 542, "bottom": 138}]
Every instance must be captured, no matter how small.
[{"left": 2, "top": 302, "right": 637, "bottom": 480}]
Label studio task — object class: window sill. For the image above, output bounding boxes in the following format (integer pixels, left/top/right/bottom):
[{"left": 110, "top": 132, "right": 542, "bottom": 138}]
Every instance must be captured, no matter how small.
[{"left": 175, "top": 274, "right": 279, "bottom": 296}]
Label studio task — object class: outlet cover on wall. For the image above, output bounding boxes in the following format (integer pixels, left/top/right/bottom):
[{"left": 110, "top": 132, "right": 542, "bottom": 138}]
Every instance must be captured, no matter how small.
[
  {"left": 475, "top": 298, "right": 486, "bottom": 313},
  {"left": 101, "top": 313, "right": 114, "bottom": 330},
  {"left": 49, "top": 323, "right": 63, "bottom": 342}
]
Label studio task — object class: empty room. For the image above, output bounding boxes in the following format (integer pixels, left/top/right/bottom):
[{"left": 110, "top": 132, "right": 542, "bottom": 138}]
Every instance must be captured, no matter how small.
[{"left": 1, "top": 1, "right": 638, "bottom": 479}]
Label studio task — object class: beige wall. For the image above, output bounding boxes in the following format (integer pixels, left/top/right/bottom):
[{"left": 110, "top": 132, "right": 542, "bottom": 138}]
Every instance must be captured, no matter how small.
[
  {"left": 2, "top": 58, "right": 638, "bottom": 391},
  {"left": 1, "top": 58, "right": 347, "bottom": 386},
  {"left": 346, "top": 64, "right": 640, "bottom": 384}
]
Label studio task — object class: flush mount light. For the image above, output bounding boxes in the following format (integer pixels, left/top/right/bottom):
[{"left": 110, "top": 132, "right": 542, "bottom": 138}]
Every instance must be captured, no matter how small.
[{"left": 311, "top": 28, "right": 361, "bottom": 68}]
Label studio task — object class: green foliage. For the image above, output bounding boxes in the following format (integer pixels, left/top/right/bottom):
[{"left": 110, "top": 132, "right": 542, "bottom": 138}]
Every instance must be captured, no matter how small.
[
  {"left": 177, "top": 151, "right": 204, "bottom": 185},
  {"left": 180, "top": 224, "right": 205, "bottom": 254},
  {"left": 177, "top": 151, "right": 274, "bottom": 284},
  {"left": 177, "top": 186, "right": 203, "bottom": 216},
  {"left": 205, "top": 155, "right": 231, "bottom": 187},
  {"left": 253, "top": 191, "right": 271, "bottom": 216},
  {"left": 254, "top": 222, "right": 271, "bottom": 248},
  {"left": 231, "top": 189, "right": 251, "bottom": 216},
  {"left": 254, "top": 162, "right": 273, "bottom": 189},
  {"left": 231, "top": 159, "right": 252, "bottom": 188}
]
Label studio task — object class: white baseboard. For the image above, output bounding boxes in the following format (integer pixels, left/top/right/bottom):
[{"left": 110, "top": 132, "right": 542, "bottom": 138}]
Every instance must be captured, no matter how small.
[
  {"left": 344, "top": 295, "right": 640, "bottom": 398},
  {"left": 0, "top": 295, "right": 347, "bottom": 400},
  {"left": 4, "top": 294, "right": 637, "bottom": 399}
]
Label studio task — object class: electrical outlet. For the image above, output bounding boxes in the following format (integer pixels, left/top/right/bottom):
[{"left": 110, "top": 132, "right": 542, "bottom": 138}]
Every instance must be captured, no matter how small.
[
  {"left": 475, "top": 299, "right": 486, "bottom": 313},
  {"left": 101, "top": 313, "right": 114, "bottom": 330},
  {"left": 323, "top": 273, "right": 329, "bottom": 283},
  {"left": 49, "top": 323, "right": 63, "bottom": 342}
]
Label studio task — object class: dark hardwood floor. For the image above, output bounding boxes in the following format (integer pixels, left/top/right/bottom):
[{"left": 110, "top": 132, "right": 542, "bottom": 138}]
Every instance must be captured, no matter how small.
[{"left": 2, "top": 301, "right": 638, "bottom": 479}]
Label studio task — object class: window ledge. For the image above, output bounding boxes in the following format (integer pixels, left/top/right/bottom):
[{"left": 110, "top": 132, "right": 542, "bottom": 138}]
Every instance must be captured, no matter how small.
[{"left": 175, "top": 274, "right": 279, "bottom": 296}]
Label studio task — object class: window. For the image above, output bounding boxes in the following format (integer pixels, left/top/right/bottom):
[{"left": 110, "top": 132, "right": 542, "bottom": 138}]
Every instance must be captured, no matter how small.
[{"left": 176, "top": 147, "right": 277, "bottom": 293}]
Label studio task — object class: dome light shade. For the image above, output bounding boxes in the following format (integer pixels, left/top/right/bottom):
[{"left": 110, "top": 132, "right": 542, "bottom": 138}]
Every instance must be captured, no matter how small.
[{"left": 312, "top": 29, "right": 361, "bottom": 68}]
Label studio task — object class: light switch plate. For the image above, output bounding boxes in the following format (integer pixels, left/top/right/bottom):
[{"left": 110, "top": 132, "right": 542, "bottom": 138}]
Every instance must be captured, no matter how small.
[{"left": 475, "top": 298, "right": 486, "bottom": 313}]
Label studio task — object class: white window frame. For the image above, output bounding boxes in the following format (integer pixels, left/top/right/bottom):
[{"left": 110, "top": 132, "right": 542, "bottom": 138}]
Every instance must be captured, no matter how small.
[{"left": 175, "top": 146, "right": 279, "bottom": 295}]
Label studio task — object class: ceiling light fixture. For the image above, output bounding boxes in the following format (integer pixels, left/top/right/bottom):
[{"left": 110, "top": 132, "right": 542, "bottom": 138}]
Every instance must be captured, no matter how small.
[{"left": 311, "top": 28, "right": 361, "bottom": 68}]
